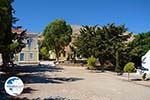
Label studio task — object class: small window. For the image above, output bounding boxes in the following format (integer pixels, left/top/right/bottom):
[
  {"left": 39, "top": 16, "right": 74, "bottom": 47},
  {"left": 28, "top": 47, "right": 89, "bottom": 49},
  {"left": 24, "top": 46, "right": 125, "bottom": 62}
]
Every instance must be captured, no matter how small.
[
  {"left": 27, "top": 38, "right": 32, "bottom": 48},
  {"left": 59, "top": 53, "right": 61, "bottom": 57},
  {"left": 63, "top": 51, "right": 66, "bottom": 57},
  {"left": 30, "top": 53, "right": 34, "bottom": 60},
  {"left": 20, "top": 53, "right": 24, "bottom": 61}
]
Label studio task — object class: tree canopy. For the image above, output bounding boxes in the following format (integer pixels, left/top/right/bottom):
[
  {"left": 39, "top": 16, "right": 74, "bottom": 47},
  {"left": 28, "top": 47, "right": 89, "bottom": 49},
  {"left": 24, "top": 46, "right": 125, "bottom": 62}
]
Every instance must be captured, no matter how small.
[
  {"left": 124, "top": 62, "right": 136, "bottom": 80},
  {"left": 43, "top": 19, "right": 72, "bottom": 61},
  {"left": 40, "top": 47, "right": 49, "bottom": 60},
  {"left": 128, "top": 32, "right": 150, "bottom": 67},
  {"left": 0, "top": 0, "right": 26, "bottom": 68},
  {"left": 73, "top": 23, "right": 131, "bottom": 72}
]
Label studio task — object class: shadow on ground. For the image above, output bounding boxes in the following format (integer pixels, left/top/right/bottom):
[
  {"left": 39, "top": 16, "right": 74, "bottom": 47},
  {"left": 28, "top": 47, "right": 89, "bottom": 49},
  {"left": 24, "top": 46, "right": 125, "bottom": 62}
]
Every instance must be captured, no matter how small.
[
  {"left": 131, "top": 79, "right": 142, "bottom": 81},
  {"left": 22, "top": 87, "right": 37, "bottom": 94},
  {"left": 0, "top": 65, "right": 83, "bottom": 99},
  {"left": 131, "top": 78, "right": 150, "bottom": 81},
  {"left": 14, "top": 65, "right": 84, "bottom": 84},
  {"left": 17, "top": 73, "right": 84, "bottom": 84},
  {"left": 0, "top": 73, "right": 12, "bottom": 100},
  {"left": 10, "top": 96, "right": 77, "bottom": 100},
  {"left": 14, "top": 65, "right": 64, "bottom": 73}
]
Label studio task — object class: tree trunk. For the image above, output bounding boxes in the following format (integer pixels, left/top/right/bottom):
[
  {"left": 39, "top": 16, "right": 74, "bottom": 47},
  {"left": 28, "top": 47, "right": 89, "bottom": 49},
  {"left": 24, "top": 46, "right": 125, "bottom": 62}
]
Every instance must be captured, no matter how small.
[
  {"left": 115, "top": 50, "right": 120, "bottom": 73},
  {"left": 128, "top": 73, "right": 129, "bottom": 81},
  {"left": 42, "top": 55, "right": 44, "bottom": 61},
  {"left": 55, "top": 51, "right": 59, "bottom": 63},
  {"left": 2, "top": 52, "right": 9, "bottom": 66},
  {"left": 1, "top": 52, "right": 10, "bottom": 71},
  {"left": 99, "top": 57, "right": 104, "bottom": 72}
]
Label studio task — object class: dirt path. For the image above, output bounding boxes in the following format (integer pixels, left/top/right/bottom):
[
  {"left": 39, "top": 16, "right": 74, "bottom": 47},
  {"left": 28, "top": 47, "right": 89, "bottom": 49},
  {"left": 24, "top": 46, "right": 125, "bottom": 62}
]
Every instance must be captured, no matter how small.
[{"left": 17, "top": 66, "right": 150, "bottom": 100}]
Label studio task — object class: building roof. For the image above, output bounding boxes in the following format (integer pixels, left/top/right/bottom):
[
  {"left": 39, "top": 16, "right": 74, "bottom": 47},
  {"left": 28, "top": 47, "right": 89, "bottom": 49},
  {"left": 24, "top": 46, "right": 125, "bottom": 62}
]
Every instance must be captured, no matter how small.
[{"left": 12, "top": 28, "right": 38, "bottom": 37}]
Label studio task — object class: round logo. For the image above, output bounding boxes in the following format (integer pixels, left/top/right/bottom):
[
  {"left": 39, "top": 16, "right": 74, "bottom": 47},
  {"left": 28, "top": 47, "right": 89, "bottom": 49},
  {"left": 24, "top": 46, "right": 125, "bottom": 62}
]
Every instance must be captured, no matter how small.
[{"left": 4, "top": 76, "right": 24, "bottom": 96}]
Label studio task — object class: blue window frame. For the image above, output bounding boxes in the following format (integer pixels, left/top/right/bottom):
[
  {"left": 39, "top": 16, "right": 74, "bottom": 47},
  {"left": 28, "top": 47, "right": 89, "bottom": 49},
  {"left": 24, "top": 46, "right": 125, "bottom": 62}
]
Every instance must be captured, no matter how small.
[
  {"left": 30, "top": 52, "right": 34, "bottom": 60},
  {"left": 20, "top": 53, "right": 24, "bottom": 61}
]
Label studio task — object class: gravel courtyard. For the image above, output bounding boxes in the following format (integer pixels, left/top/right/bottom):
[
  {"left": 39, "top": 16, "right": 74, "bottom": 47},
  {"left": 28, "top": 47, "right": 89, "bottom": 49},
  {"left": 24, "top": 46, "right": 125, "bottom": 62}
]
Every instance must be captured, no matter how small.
[{"left": 14, "top": 65, "right": 150, "bottom": 100}]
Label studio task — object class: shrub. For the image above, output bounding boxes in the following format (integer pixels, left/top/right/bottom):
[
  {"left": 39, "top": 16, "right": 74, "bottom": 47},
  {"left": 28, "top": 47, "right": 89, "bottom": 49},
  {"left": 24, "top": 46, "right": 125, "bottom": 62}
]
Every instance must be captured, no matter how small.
[
  {"left": 124, "top": 62, "right": 136, "bottom": 81},
  {"left": 87, "top": 56, "right": 96, "bottom": 69},
  {"left": 142, "top": 73, "right": 147, "bottom": 81}
]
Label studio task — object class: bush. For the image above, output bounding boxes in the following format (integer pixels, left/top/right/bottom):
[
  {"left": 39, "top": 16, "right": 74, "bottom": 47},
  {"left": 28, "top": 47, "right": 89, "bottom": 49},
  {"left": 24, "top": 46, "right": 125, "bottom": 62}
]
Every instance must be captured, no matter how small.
[
  {"left": 124, "top": 62, "right": 136, "bottom": 72},
  {"left": 87, "top": 56, "right": 96, "bottom": 69},
  {"left": 124, "top": 62, "right": 136, "bottom": 81},
  {"left": 142, "top": 73, "right": 147, "bottom": 81}
]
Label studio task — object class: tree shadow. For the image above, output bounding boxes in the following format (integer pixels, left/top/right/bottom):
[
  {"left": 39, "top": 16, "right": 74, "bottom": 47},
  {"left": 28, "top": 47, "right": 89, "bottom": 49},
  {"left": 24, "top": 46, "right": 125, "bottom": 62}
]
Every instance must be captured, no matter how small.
[
  {"left": 0, "top": 82, "right": 7, "bottom": 100},
  {"left": 10, "top": 96, "right": 77, "bottom": 100},
  {"left": 17, "top": 73, "right": 84, "bottom": 84},
  {"left": 0, "top": 73, "right": 13, "bottom": 100},
  {"left": 17, "top": 73, "right": 63, "bottom": 84},
  {"left": 7, "top": 97, "right": 29, "bottom": 100},
  {"left": 131, "top": 78, "right": 150, "bottom": 81},
  {"left": 14, "top": 65, "right": 64, "bottom": 73},
  {"left": 9, "top": 65, "right": 84, "bottom": 84},
  {"left": 0, "top": 65, "right": 83, "bottom": 99},
  {"left": 145, "top": 78, "right": 150, "bottom": 81},
  {"left": 131, "top": 79, "right": 142, "bottom": 81},
  {"left": 22, "top": 87, "right": 37, "bottom": 94},
  {"left": 50, "top": 77, "right": 84, "bottom": 82}
]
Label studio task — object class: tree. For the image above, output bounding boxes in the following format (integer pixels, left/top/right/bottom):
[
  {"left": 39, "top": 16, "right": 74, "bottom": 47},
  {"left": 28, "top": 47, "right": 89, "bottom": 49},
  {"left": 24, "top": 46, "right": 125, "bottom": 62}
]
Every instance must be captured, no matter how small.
[
  {"left": 0, "top": 0, "right": 13, "bottom": 67},
  {"left": 73, "top": 23, "right": 130, "bottom": 72},
  {"left": 73, "top": 25, "right": 98, "bottom": 58},
  {"left": 43, "top": 19, "right": 72, "bottom": 62},
  {"left": 124, "top": 62, "right": 136, "bottom": 81},
  {"left": 69, "top": 45, "right": 77, "bottom": 63},
  {"left": 0, "top": 0, "right": 26, "bottom": 69},
  {"left": 128, "top": 32, "right": 150, "bottom": 67},
  {"left": 102, "top": 23, "right": 131, "bottom": 72},
  {"left": 40, "top": 47, "right": 49, "bottom": 60}
]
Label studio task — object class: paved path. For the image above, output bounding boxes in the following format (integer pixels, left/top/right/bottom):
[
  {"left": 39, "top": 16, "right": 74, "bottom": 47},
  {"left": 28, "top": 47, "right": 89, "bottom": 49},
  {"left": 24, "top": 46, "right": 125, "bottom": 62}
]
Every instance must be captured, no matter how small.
[{"left": 17, "top": 66, "right": 150, "bottom": 100}]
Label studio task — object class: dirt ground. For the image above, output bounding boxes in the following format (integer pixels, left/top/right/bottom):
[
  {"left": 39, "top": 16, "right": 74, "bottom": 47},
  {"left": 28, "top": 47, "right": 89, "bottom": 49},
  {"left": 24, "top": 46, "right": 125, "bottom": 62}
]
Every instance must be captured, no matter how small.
[{"left": 9, "top": 65, "right": 149, "bottom": 100}]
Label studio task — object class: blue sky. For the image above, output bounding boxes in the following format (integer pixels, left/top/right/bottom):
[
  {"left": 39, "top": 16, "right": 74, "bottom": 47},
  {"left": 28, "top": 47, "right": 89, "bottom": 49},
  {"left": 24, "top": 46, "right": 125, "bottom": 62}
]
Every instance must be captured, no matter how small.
[{"left": 13, "top": 0, "right": 150, "bottom": 33}]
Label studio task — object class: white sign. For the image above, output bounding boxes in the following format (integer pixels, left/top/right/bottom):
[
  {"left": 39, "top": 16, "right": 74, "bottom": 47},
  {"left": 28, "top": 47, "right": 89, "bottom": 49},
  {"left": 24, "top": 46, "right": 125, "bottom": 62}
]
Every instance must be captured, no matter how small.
[{"left": 4, "top": 76, "right": 24, "bottom": 96}]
